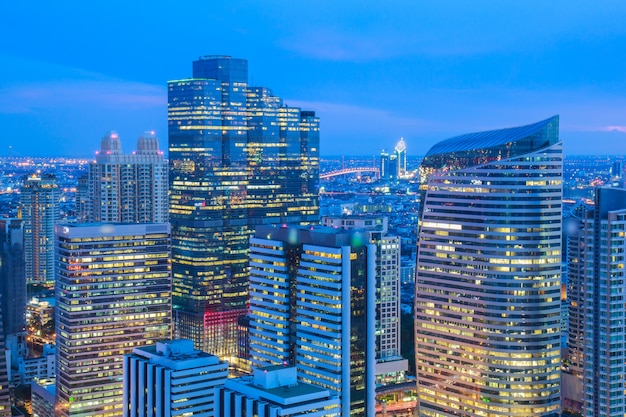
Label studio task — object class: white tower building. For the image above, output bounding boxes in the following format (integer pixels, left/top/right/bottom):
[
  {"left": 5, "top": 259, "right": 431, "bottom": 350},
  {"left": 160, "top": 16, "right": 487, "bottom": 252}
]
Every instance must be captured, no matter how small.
[
  {"left": 415, "top": 116, "right": 562, "bottom": 416},
  {"left": 83, "top": 131, "right": 168, "bottom": 223},
  {"left": 248, "top": 225, "right": 376, "bottom": 416}
]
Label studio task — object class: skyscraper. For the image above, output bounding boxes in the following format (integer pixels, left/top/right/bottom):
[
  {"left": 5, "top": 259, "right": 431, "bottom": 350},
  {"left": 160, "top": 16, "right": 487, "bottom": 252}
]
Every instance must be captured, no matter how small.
[
  {"left": 21, "top": 174, "right": 60, "bottom": 287},
  {"left": 82, "top": 131, "right": 168, "bottom": 223},
  {"left": 55, "top": 223, "right": 172, "bottom": 417},
  {"left": 321, "top": 215, "right": 407, "bottom": 384},
  {"left": 415, "top": 116, "right": 562, "bottom": 416},
  {"left": 567, "top": 187, "right": 626, "bottom": 417},
  {"left": 248, "top": 225, "right": 376, "bottom": 416},
  {"left": 168, "top": 56, "right": 319, "bottom": 359}
]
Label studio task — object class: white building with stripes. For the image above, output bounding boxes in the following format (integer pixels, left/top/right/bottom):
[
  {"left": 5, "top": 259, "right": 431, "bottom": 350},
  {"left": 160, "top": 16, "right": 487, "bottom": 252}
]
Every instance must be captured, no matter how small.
[
  {"left": 123, "top": 339, "right": 228, "bottom": 417},
  {"left": 247, "top": 225, "right": 376, "bottom": 416},
  {"left": 415, "top": 116, "right": 562, "bottom": 417}
]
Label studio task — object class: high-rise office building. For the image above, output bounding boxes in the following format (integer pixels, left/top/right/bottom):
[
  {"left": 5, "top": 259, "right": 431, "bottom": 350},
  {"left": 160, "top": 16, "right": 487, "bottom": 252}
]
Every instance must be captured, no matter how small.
[
  {"left": 248, "top": 225, "right": 376, "bottom": 416},
  {"left": 168, "top": 56, "right": 319, "bottom": 359},
  {"left": 123, "top": 339, "right": 228, "bottom": 417},
  {"left": 321, "top": 215, "right": 407, "bottom": 384},
  {"left": 82, "top": 131, "right": 168, "bottom": 223},
  {"left": 0, "top": 295, "right": 10, "bottom": 417},
  {"left": 567, "top": 188, "right": 626, "bottom": 417},
  {"left": 21, "top": 174, "right": 60, "bottom": 287},
  {"left": 415, "top": 116, "right": 562, "bottom": 416},
  {"left": 55, "top": 223, "right": 172, "bottom": 417},
  {"left": 0, "top": 218, "right": 26, "bottom": 337}
]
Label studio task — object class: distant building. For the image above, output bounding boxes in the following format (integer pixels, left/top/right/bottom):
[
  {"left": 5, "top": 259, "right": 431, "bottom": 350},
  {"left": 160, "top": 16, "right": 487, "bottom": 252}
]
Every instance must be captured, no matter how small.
[
  {"left": 82, "top": 131, "right": 168, "bottom": 223},
  {"left": 248, "top": 225, "right": 376, "bottom": 416},
  {"left": 394, "top": 138, "right": 407, "bottom": 177},
  {"left": 55, "top": 223, "right": 172, "bottom": 417},
  {"left": 123, "top": 339, "right": 228, "bottom": 417},
  {"left": 380, "top": 150, "right": 390, "bottom": 179},
  {"left": 168, "top": 56, "right": 320, "bottom": 359},
  {"left": 216, "top": 365, "right": 340, "bottom": 417},
  {"left": 400, "top": 257, "right": 415, "bottom": 284},
  {"left": 388, "top": 153, "right": 398, "bottom": 180},
  {"left": 415, "top": 116, "right": 562, "bottom": 416},
  {"left": 21, "top": 174, "right": 60, "bottom": 287}
]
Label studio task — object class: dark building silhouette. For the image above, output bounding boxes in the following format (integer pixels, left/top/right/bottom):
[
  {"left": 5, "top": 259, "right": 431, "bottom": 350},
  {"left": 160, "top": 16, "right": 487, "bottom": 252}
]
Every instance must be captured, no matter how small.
[{"left": 0, "top": 218, "right": 26, "bottom": 336}]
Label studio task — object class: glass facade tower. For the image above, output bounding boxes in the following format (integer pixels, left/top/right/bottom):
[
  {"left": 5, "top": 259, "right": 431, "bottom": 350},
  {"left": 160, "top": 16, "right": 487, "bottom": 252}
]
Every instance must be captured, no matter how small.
[
  {"left": 415, "top": 116, "right": 562, "bottom": 416},
  {"left": 168, "top": 56, "right": 319, "bottom": 359}
]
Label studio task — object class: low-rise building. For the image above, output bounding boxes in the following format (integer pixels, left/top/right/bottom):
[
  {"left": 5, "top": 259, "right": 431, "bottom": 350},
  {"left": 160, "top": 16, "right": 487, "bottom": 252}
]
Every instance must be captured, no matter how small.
[
  {"left": 216, "top": 366, "right": 340, "bottom": 417},
  {"left": 123, "top": 339, "right": 228, "bottom": 417}
]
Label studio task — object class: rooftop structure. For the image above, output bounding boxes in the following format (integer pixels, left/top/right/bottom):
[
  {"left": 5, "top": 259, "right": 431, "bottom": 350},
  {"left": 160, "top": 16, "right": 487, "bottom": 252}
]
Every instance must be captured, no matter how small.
[{"left": 216, "top": 366, "right": 340, "bottom": 417}]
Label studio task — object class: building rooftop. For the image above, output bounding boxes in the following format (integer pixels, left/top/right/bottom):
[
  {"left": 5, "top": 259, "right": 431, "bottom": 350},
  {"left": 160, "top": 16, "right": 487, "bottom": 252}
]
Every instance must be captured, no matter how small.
[
  {"left": 225, "top": 366, "right": 333, "bottom": 406},
  {"left": 424, "top": 115, "right": 559, "bottom": 159},
  {"left": 131, "top": 339, "right": 225, "bottom": 371},
  {"left": 254, "top": 224, "right": 372, "bottom": 248}
]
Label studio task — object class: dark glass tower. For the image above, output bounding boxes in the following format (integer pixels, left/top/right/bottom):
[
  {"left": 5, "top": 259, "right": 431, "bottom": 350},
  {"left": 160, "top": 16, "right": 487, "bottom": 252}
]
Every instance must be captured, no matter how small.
[
  {"left": 0, "top": 219, "right": 26, "bottom": 337},
  {"left": 168, "top": 56, "right": 319, "bottom": 359}
]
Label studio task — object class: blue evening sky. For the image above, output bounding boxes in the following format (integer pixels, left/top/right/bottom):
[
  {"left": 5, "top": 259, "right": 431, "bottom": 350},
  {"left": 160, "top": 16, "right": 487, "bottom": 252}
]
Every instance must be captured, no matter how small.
[{"left": 1, "top": 1, "right": 625, "bottom": 157}]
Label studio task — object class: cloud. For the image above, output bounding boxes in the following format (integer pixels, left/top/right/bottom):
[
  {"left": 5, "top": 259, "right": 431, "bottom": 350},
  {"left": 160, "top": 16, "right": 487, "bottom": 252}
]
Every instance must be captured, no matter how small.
[
  {"left": 0, "top": 54, "right": 165, "bottom": 115},
  {"left": 287, "top": 99, "right": 434, "bottom": 129},
  {"left": 606, "top": 126, "right": 626, "bottom": 133},
  {"left": 0, "top": 80, "right": 165, "bottom": 115}
]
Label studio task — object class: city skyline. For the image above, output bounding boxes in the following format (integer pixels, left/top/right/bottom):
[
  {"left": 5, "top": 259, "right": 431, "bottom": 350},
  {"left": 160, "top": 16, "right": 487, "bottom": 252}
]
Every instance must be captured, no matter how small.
[{"left": 2, "top": 2, "right": 626, "bottom": 157}]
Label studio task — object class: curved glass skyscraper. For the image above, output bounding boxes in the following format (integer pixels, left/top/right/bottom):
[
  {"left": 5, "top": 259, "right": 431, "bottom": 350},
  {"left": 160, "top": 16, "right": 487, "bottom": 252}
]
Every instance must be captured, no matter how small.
[{"left": 415, "top": 116, "right": 562, "bottom": 416}]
